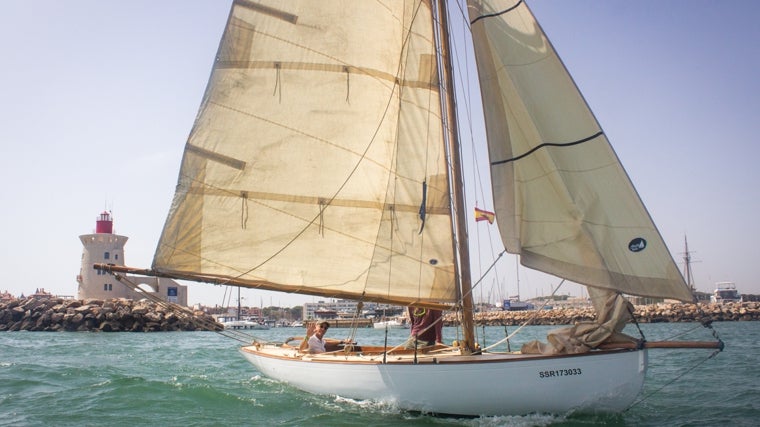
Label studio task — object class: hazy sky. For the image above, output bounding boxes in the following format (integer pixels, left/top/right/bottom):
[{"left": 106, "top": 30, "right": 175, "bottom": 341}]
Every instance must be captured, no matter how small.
[{"left": 1, "top": 1, "right": 757, "bottom": 308}]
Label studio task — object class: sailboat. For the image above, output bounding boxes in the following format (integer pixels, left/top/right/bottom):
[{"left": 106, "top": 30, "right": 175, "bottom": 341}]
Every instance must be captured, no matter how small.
[
  {"left": 96, "top": 0, "right": 723, "bottom": 416},
  {"left": 218, "top": 287, "right": 269, "bottom": 330},
  {"left": 373, "top": 315, "right": 408, "bottom": 329}
]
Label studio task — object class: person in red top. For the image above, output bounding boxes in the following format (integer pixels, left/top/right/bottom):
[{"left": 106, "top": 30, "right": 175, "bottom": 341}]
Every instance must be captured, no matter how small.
[{"left": 403, "top": 307, "right": 443, "bottom": 349}]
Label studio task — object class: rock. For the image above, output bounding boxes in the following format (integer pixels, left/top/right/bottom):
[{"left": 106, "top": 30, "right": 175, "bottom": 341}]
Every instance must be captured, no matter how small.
[
  {"left": 0, "top": 297, "right": 221, "bottom": 332},
  {"left": 449, "top": 302, "right": 760, "bottom": 326}
]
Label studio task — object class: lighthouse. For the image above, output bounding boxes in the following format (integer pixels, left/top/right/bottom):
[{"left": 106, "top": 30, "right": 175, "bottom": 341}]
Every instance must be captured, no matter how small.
[
  {"left": 76, "top": 211, "right": 188, "bottom": 304},
  {"left": 77, "top": 211, "right": 131, "bottom": 300}
]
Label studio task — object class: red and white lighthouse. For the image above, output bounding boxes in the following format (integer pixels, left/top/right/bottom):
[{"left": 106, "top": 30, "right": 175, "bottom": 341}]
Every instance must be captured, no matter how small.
[
  {"left": 76, "top": 211, "right": 130, "bottom": 300},
  {"left": 95, "top": 211, "right": 114, "bottom": 234}
]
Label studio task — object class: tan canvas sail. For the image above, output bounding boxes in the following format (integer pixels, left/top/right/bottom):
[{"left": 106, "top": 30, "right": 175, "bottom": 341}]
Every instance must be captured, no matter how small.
[
  {"left": 152, "top": 1, "right": 458, "bottom": 307},
  {"left": 467, "top": 0, "right": 693, "bottom": 303}
]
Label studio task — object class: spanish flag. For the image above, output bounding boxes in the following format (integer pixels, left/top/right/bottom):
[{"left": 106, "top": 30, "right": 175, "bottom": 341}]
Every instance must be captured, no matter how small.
[{"left": 474, "top": 207, "right": 495, "bottom": 224}]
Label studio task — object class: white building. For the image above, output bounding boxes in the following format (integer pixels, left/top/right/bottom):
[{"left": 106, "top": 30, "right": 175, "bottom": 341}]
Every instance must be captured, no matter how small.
[
  {"left": 302, "top": 300, "right": 401, "bottom": 320},
  {"left": 76, "top": 211, "right": 187, "bottom": 305}
]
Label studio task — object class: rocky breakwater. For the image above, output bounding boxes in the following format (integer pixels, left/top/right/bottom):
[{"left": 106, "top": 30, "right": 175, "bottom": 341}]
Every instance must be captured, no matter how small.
[
  {"left": 459, "top": 302, "right": 760, "bottom": 327},
  {"left": 0, "top": 297, "right": 222, "bottom": 332}
]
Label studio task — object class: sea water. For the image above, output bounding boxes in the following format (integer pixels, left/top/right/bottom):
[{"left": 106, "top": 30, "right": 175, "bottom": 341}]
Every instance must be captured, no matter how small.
[{"left": 1, "top": 322, "right": 757, "bottom": 426}]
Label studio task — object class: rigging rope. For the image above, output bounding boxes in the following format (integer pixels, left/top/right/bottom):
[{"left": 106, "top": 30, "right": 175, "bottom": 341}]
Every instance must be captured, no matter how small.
[
  {"left": 482, "top": 279, "right": 565, "bottom": 352},
  {"left": 627, "top": 302, "right": 647, "bottom": 342},
  {"left": 110, "top": 273, "right": 264, "bottom": 344},
  {"left": 624, "top": 346, "right": 722, "bottom": 412}
]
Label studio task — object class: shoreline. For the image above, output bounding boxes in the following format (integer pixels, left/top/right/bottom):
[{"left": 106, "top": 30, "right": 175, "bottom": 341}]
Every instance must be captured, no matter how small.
[
  {"left": 460, "top": 301, "right": 759, "bottom": 326},
  {"left": 0, "top": 297, "right": 221, "bottom": 332},
  {"left": 2, "top": 298, "right": 757, "bottom": 332}
]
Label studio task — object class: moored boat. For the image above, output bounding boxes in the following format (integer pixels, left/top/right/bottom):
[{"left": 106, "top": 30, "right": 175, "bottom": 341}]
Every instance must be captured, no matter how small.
[
  {"left": 711, "top": 282, "right": 742, "bottom": 304},
  {"left": 372, "top": 318, "right": 408, "bottom": 329},
  {"left": 218, "top": 317, "right": 269, "bottom": 330}
]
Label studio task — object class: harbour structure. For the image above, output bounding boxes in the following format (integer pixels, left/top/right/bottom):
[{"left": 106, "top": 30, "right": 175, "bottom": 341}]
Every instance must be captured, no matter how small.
[{"left": 77, "top": 211, "right": 188, "bottom": 305}]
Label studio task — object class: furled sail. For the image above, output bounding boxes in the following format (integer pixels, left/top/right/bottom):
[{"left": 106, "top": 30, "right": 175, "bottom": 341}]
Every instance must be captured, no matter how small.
[
  {"left": 467, "top": 0, "right": 693, "bottom": 303},
  {"left": 153, "top": 1, "right": 458, "bottom": 306}
]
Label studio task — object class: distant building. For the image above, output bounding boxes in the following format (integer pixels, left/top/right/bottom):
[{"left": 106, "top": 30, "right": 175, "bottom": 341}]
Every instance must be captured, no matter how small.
[
  {"left": 29, "top": 288, "right": 54, "bottom": 300},
  {"left": 302, "top": 300, "right": 402, "bottom": 320},
  {"left": 76, "top": 211, "right": 187, "bottom": 305},
  {"left": 1, "top": 290, "right": 16, "bottom": 303}
]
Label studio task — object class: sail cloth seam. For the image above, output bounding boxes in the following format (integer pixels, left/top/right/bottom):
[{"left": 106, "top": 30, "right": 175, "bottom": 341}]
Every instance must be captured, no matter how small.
[
  {"left": 159, "top": 181, "right": 451, "bottom": 288},
  {"left": 204, "top": 99, "right": 394, "bottom": 172},
  {"left": 491, "top": 131, "right": 604, "bottom": 166},
  {"left": 200, "top": 24, "right": 418, "bottom": 290},
  {"left": 469, "top": 0, "right": 524, "bottom": 26},
  {"left": 182, "top": 184, "right": 450, "bottom": 214},
  {"left": 216, "top": 60, "right": 436, "bottom": 93},
  {"left": 198, "top": 93, "right": 436, "bottom": 189}
]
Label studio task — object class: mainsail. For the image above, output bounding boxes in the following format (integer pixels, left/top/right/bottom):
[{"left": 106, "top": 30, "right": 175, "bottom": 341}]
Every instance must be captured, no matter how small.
[{"left": 153, "top": 1, "right": 460, "bottom": 307}]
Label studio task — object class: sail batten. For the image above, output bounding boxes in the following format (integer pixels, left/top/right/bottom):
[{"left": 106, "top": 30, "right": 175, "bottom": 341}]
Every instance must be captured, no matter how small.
[
  {"left": 214, "top": 61, "right": 439, "bottom": 92},
  {"left": 234, "top": 0, "right": 299, "bottom": 23}
]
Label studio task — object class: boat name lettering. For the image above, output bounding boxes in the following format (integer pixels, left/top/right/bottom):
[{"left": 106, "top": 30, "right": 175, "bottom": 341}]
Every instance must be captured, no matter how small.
[{"left": 538, "top": 368, "right": 582, "bottom": 378}]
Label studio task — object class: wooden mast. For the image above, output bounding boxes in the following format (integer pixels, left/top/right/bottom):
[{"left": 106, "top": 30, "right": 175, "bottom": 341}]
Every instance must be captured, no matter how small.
[{"left": 435, "top": 0, "right": 476, "bottom": 352}]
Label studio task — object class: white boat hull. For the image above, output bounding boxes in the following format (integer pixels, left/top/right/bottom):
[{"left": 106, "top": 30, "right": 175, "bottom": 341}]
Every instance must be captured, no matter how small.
[
  {"left": 240, "top": 345, "right": 647, "bottom": 416},
  {"left": 221, "top": 321, "right": 269, "bottom": 330},
  {"left": 372, "top": 320, "right": 408, "bottom": 329}
]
